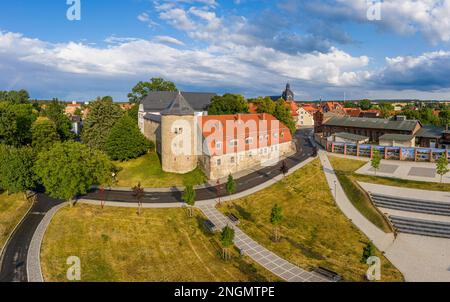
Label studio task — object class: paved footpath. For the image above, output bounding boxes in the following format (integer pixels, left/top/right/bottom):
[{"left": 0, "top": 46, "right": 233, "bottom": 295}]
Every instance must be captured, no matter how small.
[
  {"left": 198, "top": 205, "right": 328, "bottom": 282},
  {"left": 319, "top": 151, "right": 395, "bottom": 251}
]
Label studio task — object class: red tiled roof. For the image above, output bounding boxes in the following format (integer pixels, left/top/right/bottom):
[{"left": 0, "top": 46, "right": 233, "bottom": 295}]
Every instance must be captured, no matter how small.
[
  {"left": 286, "top": 101, "right": 299, "bottom": 116},
  {"left": 199, "top": 113, "right": 292, "bottom": 156}
]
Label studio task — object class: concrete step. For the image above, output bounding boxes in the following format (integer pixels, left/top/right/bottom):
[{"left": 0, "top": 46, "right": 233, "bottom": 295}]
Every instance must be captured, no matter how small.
[
  {"left": 371, "top": 194, "right": 450, "bottom": 217},
  {"left": 389, "top": 215, "right": 450, "bottom": 239}
]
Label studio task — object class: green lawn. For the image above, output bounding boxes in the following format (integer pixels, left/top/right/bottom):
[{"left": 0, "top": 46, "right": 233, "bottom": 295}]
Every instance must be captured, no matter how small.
[
  {"left": 328, "top": 156, "right": 392, "bottom": 233},
  {"left": 41, "top": 204, "right": 280, "bottom": 282},
  {"left": 114, "top": 151, "right": 207, "bottom": 188},
  {"left": 0, "top": 193, "right": 31, "bottom": 250},
  {"left": 218, "top": 159, "right": 403, "bottom": 282}
]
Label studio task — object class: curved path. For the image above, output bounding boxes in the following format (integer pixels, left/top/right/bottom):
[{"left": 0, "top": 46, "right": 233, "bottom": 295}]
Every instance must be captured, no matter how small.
[{"left": 0, "top": 129, "right": 316, "bottom": 282}]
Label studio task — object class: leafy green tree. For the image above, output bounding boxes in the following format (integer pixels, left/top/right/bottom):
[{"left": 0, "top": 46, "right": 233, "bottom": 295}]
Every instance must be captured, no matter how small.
[
  {"left": 359, "top": 99, "right": 372, "bottom": 110},
  {"left": 182, "top": 185, "right": 196, "bottom": 218},
  {"left": 0, "top": 145, "right": 36, "bottom": 193},
  {"left": 127, "top": 104, "right": 139, "bottom": 122},
  {"left": 273, "top": 99, "right": 296, "bottom": 134},
  {"left": 0, "top": 90, "right": 30, "bottom": 104},
  {"left": 253, "top": 96, "right": 276, "bottom": 114},
  {"left": 371, "top": 149, "right": 382, "bottom": 175},
  {"left": 436, "top": 153, "right": 449, "bottom": 183},
  {"left": 105, "top": 115, "right": 151, "bottom": 161},
  {"left": 225, "top": 174, "right": 236, "bottom": 196},
  {"left": 0, "top": 102, "right": 36, "bottom": 146},
  {"left": 270, "top": 204, "right": 283, "bottom": 242},
  {"left": 128, "top": 78, "right": 177, "bottom": 104},
  {"left": 74, "top": 107, "right": 82, "bottom": 116},
  {"left": 208, "top": 94, "right": 249, "bottom": 115},
  {"left": 44, "top": 99, "right": 73, "bottom": 140},
  {"left": 439, "top": 108, "right": 450, "bottom": 127},
  {"left": 34, "top": 141, "right": 114, "bottom": 203},
  {"left": 31, "top": 118, "right": 60, "bottom": 153},
  {"left": 344, "top": 101, "right": 358, "bottom": 108},
  {"left": 82, "top": 97, "right": 123, "bottom": 151},
  {"left": 220, "top": 225, "right": 235, "bottom": 260},
  {"left": 361, "top": 242, "right": 376, "bottom": 263}
]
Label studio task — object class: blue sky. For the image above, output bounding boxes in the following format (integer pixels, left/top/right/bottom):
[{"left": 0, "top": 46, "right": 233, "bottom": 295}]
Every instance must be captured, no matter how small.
[{"left": 1, "top": 0, "right": 450, "bottom": 101}]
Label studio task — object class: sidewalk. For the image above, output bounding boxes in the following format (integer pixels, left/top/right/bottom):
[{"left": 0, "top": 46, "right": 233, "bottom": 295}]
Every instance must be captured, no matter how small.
[
  {"left": 198, "top": 205, "right": 327, "bottom": 282},
  {"left": 318, "top": 151, "right": 394, "bottom": 251},
  {"left": 356, "top": 159, "right": 450, "bottom": 184}
]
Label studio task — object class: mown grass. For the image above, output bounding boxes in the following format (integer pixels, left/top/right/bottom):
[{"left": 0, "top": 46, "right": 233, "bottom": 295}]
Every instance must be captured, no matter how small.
[
  {"left": 328, "top": 157, "right": 392, "bottom": 233},
  {"left": 218, "top": 159, "right": 403, "bottom": 282},
  {"left": 114, "top": 151, "right": 207, "bottom": 188},
  {"left": 0, "top": 192, "right": 31, "bottom": 250},
  {"left": 41, "top": 204, "right": 280, "bottom": 282}
]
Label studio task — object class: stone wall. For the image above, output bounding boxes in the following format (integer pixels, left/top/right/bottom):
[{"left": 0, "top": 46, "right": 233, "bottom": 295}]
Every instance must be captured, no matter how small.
[
  {"left": 143, "top": 119, "right": 162, "bottom": 153},
  {"left": 203, "top": 142, "right": 296, "bottom": 180}
]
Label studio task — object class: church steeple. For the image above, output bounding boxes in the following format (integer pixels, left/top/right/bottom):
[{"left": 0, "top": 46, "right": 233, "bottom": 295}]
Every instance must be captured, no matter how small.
[{"left": 282, "top": 83, "right": 294, "bottom": 101}]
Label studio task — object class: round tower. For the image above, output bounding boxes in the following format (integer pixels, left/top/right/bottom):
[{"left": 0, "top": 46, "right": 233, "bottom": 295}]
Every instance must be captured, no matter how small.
[{"left": 160, "top": 92, "right": 198, "bottom": 174}]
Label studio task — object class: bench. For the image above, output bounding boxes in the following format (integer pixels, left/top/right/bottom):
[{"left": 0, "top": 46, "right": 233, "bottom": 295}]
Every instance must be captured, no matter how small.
[
  {"left": 227, "top": 213, "right": 240, "bottom": 225},
  {"left": 313, "top": 267, "right": 343, "bottom": 282},
  {"left": 203, "top": 220, "right": 218, "bottom": 233}
]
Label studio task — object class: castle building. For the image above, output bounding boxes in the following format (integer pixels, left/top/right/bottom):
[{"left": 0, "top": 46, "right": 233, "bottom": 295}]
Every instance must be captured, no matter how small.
[{"left": 141, "top": 92, "right": 296, "bottom": 180}]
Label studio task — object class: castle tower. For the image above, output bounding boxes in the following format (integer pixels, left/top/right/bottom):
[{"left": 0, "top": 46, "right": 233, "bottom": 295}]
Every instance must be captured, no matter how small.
[{"left": 160, "top": 92, "right": 198, "bottom": 174}]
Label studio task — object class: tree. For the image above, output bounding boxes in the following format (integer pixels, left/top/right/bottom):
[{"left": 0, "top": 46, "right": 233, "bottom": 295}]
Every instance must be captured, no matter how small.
[
  {"left": 270, "top": 204, "right": 283, "bottom": 242},
  {"left": 220, "top": 225, "right": 235, "bottom": 260},
  {"left": 371, "top": 149, "right": 381, "bottom": 175},
  {"left": 0, "top": 102, "right": 37, "bottom": 146},
  {"left": 127, "top": 104, "right": 139, "bottom": 123},
  {"left": 81, "top": 97, "right": 123, "bottom": 151},
  {"left": 0, "top": 145, "right": 36, "bottom": 194},
  {"left": 44, "top": 99, "right": 73, "bottom": 141},
  {"left": 253, "top": 97, "right": 276, "bottom": 114},
  {"left": 182, "top": 185, "right": 196, "bottom": 218},
  {"left": 128, "top": 78, "right": 177, "bottom": 104},
  {"left": 273, "top": 99, "right": 296, "bottom": 134},
  {"left": 436, "top": 153, "right": 449, "bottom": 183},
  {"left": 359, "top": 99, "right": 372, "bottom": 110},
  {"left": 0, "top": 90, "right": 30, "bottom": 104},
  {"left": 344, "top": 101, "right": 358, "bottom": 108},
  {"left": 31, "top": 118, "right": 60, "bottom": 153},
  {"left": 208, "top": 94, "right": 249, "bottom": 115},
  {"left": 132, "top": 182, "right": 145, "bottom": 216},
  {"left": 225, "top": 174, "right": 236, "bottom": 196},
  {"left": 280, "top": 160, "right": 289, "bottom": 177},
  {"left": 34, "top": 141, "right": 114, "bottom": 203},
  {"left": 105, "top": 115, "right": 151, "bottom": 161},
  {"left": 361, "top": 242, "right": 376, "bottom": 264},
  {"left": 439, "top": 108, "right": 450, "bottom": 127},
  {"left": 74, "top": 107, "right": 82, "bottom": 116}
]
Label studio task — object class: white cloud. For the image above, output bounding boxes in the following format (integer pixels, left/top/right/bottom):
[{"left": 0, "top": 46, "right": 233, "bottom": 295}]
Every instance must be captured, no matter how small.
[{"left": 153, "top": 35, "right": 185, "bottom": 46}]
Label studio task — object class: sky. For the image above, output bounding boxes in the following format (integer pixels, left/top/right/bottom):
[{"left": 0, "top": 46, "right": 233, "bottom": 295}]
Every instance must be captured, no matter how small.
[{"left": 1, "top": 0, "right": 450, "bottom": 101}]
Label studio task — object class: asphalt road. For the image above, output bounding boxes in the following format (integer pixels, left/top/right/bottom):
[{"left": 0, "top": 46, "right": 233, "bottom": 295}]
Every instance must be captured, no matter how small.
[
  {"left": 83, "top": 129, "right": 316, "bottom": 204},
  {"left": 0, "top": 193, "right": 63, "bottom": 282},
  {"left": 0, "top": 128, "right": 314, "bottom": 282}
]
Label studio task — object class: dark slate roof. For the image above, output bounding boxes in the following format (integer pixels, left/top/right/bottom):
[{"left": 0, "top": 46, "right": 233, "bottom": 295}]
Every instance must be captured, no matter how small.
[
  {"left": 141, "top": 91, "right": 216, "bottom": 112},
  {"left": 379, "top": 134, "right": 414, "bottom": 142},
  {"left": 143, "top": 113, "right": 161, "bottom": 123},
  {"left": 324, "top": 116, "right": 420, "bottom": 132},
  {"left": 416, "top": 125, "right": 445, "bottom": 138},
  {"left": 334, "top": 132, "right": 369, "bottom": 142},
  {"left": 161, "top": 92, "right": 195, "bottom": 116}
]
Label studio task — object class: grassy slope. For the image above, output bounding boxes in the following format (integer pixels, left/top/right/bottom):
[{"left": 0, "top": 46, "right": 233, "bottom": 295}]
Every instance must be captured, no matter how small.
[
  {"left": 0, "top": 193, "right": 31, "bottom": 250},
  {"left": 328, "top": 156, "right": 392, "bottom": 233},
  {"left": 218, "top": 159, "right": 403, "bottom": 282},
  {"left": 41, "top": 205, "right": 280, "bottom": 282},
  {"left": 114, "top": 152, "right": 207, "bottom": 188}
]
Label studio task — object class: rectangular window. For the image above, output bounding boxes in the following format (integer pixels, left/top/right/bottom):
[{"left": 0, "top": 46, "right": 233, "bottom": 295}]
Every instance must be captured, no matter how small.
[
  {"left": 230, "top": 139, "right": 238, "bottom": 147},
  {"left": 230, "top": 157, "right": 235, "bottom": 164},
  {"left": 217, "top": 159, "right": 221, "bottom": 166},
  {"left": 245, "top": 137, "right": 253, "bottom": 145},
  {"left": 274, "top": 133, "right": 279, "bottom": 138},
  {"left": 216, "top": 141, "right": 222, "bottom": 150}
]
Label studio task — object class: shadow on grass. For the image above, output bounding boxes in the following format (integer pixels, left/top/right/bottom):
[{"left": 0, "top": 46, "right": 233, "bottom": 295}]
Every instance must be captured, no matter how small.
[
  {"left": 283, "top": 237, "right": 325, "bottom": 261},
  {"left": 234, "top": 205, "right": 255, "bottom": 222}
]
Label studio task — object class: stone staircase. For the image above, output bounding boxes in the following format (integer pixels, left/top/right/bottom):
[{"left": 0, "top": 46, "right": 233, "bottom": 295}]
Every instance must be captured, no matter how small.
[
  {"left": 371, "top": 193, "right": 450, "bottom": 217},
  {"left": 389, "top": 216, "right": 450, "bottom": 239}
]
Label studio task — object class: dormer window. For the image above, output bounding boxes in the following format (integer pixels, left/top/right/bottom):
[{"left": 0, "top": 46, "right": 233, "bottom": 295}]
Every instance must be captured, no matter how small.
[{"left": 245, "top": 137, "right": 253, "bottom": 145}]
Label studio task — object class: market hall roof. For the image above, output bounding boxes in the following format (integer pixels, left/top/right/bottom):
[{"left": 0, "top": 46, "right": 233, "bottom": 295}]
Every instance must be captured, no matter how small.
[{"left": 323, "top": 116, "right": 421, "bottom": 132}]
